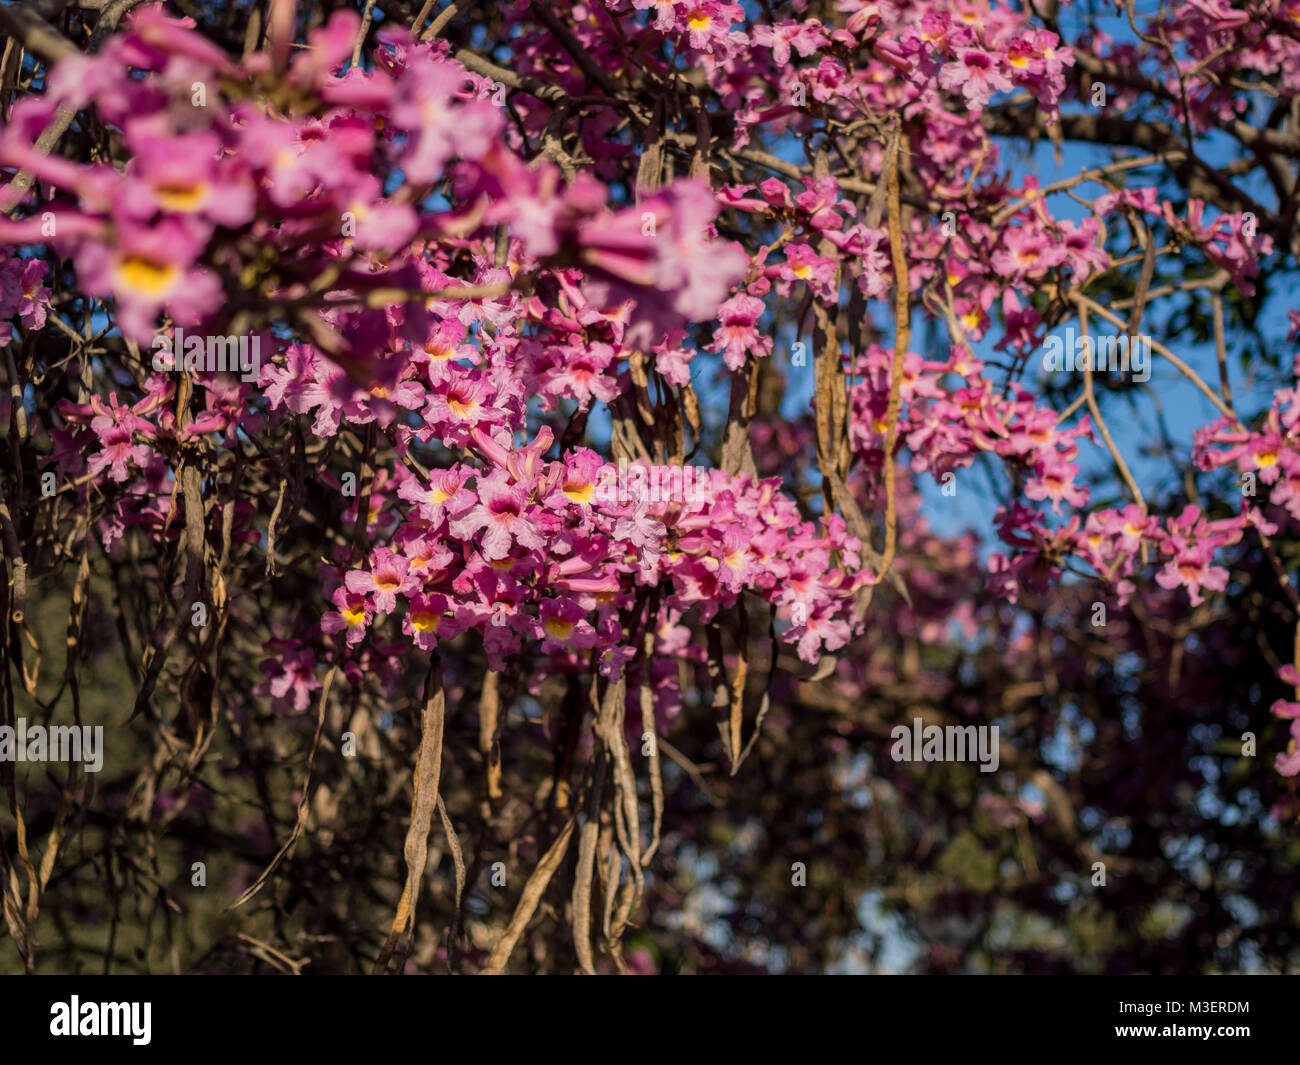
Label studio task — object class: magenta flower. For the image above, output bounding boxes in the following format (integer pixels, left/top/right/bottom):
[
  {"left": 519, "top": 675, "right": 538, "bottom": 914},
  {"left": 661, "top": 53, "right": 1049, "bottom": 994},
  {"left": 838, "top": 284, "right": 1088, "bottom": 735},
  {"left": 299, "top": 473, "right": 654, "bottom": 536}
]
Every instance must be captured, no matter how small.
[
  {"left": 1025, "top": 460, "right": 1088, "bottom": 513},
  {"left": 344, "top": 549, "right": 413, "bottom": 614},
  {"left": 991, "top": 226, "right": 1065, "bottom": 279},
  {"left": 578, "top": 179, "right": 746, "bottom": 343},
  {"left": 397, "top": 535, "right": 456, "bottom": 583},
  {"left": 633, "top": 0, "right": 683, "bottom": 33},
  {"left": 648, "top": 180, "right": 747, "bottom": 320},
  {"left": 84, "top": 392, "right": 154, "bottom": 482},
  {"left": 544, "top": 449, "right": 607, "bottom": 509},
  {"left": 711, "top": 293, "right": 771, "bottom": 371},
  {"left": 449, "top": 470, "right": 546, "bottom": 561},
  {"left": 1184, "top": 0, "right": 1251, "bottom": 29},
  {"left": 236, "top": 112, "right": 337, "bottom": 209},
  {"left": 87, "top": 423, "right": 152, "bottom": 482},
  {"left": 1004, "top": 39, "right": 1046, "bottom": 78},
  {"left": 403, "top": 592, "right": 452, "bottom": 651},
  {"left": 778, "top": 243, "right": 837, "bottom": 299},
  {"left": 710, "top": 527, "right": 754, "bottom": 592},
  {"left": 120, "top": 130, "right": 254, "bottom": 228},
  {"left": 76, "top": 216, "right": 220, "bottom": 341},
  {"left": 752, "top": 21, "right": 829, "bottom": 66},
  {"left": 321, "top": 587, "right": 373, "bottom": 647},
  {"left": 396, "top": 466, "right": 476, "bottom": 525},
  {"left": 7, "top": 258, "right": 50, "bottom": 329},
  {"left": 539, "top": 597, "right": 599, "bottom": 651},
  {"left": 759, "top": 179, "right": 793, "bottom": 210},
  {"left": 613, "top": 501, "right": 667, "bottom": 556},
  {"left": 120, "top": 5, "right": 235, "bottom": 73},
  {"left": 791, "top": 607, "right": 852, "bottom": 664},
  {"left": 1276, "top": 746, "right": 1300, "bottom": 777},
  {"left": 417, "top": 318, "right": 471, "bottom": 381},
  {"left": 1109, "top": 504, "right": 1155, "bottom": 552},
  {"left": 1155, "top": 544, "right": 1228, "bottom": 606},
  {"left": 263, "top": 648, "right": 321, "bottom": 713},
  {"left": 541, "top": 341, "right": 620, "bottom": 406},
  {"left": 716, "top": 184, "right": 769, "bottom": 213},
  {"left": 389, "top": 59, "right": 499, "bottom": 184},
  {"left": 939, "top": 48, "right": 1014, "bottom": 110},
  {"left": 677, "top": 2, "right": 741, "bottom": 52},
  {"left": 794, "top": 176, "right": 848, "bottom": 232},
  {"left": 1242, "top": 432, "right": 1285, "bottom": 483},
  {"left": 423, "top": 374, "right": 504, "bottom": 440},
  {"left": 336, "top": 174, "right": 418, "bottom": 253}
]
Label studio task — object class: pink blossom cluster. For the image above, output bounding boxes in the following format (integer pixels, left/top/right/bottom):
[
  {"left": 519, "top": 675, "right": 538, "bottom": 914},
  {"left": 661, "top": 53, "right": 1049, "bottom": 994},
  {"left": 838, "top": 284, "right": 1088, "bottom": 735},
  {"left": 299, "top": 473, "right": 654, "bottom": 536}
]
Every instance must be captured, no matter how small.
[
  {"left": 308, "top": 424, "right": 865, "bottom": 689},
  {"left": 847, "top": 343, "right": 1265, "bottom": 609},
  {"left": 1086, "top": 0, "right": 1300, "bottom": 123},
  {"left": 1195, "top": 354, "right": 1300, "bottom": 529},
  {"left": 1269, "top": 665, "right": 1300, "bottom": 777},
  {"left": 1, "top": 1, "right": 1298, "bottom": 785},
  {"left": 0, "top": 4, "right": 864, "bottom": 712},
  {"left": 0, "top": 251, "right": 49, "bottom": 346},
  {"left": 0, "top": 7, "right": 745, "bottom": 360}
]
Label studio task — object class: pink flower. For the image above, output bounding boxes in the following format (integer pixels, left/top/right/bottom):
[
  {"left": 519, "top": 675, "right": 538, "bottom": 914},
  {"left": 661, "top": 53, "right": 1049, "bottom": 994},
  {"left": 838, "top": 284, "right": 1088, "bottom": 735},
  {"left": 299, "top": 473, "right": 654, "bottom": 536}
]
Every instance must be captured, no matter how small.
[
  {"left": 87, "top": 423, "right": 152, "bottom": 482},
  {"left": 403, "top": 592, "right": 452, "bottom": 651},
  {"left": 758, "top": 179, "right": 793, "bottom": 210},
  {"left": 709, "top": 527, "right": 754, "bottom": 592},
  {"left": 544, "top": 449, "right": 607, "bottom": 509},
  {"left": 794, "top": 176, "right": 848, "bottom": 232},
  {"left": 120, "top": 129, "right": 254, "bottom": 228},
  {"left": 76, "top": 216, "right": 220, "bottom": 342},
  {"left": 423, "top": 374, "right": 505, "bottom": 441},
  {"left": 777, "top": 243, "right": 837, "bottom": 299},
  {"left": 579, "top": 179, "right": 747, "bottom": 340},
  {"left": 1276, "top": 748, "right": 1300, "bottom": 777},
  {"left": 751, "top": 21, "right": 828, "bottom": 66},
  {"left": 539, "top": 597, "right": 599, "bottom": 651},
  {"left": 416, "top": 318, "right": 471, "bottom": 381},
  {"left": 15, "top": 259, "right": 49, "bottom": 329},
  {"left": 449, "top": 470, "right": 546, "bottom": 560},
  {"left": 84, "top": 392, "right": 154, "bottom": 482},
  {"left": 711, "top": 293, "right": 771, "bottom": 371},
  {"left": 321, "top": 587, "right": 373, "bottom": 647},
  {"left": 1025, "top": 461, "right": 1088, "bottom": 514},
  {"left": 1155, "top": 544, "right": 1228, "bottom": 606},
  {"left": 790, "top": 607, "right": 852, "bottom": 664},
  {"left": 1057, "top": 218, "right": 1111, "bottom": 278},
  {"left": 1270, "top": 698, "right": 1300, "bottom": 719},
  {"left": 397, "top": 467, "right": 476, "bottom": 525},
  {"left": 261, "top": 647, "right": 321, "bottom": 712},
  {"left": 633, "top": 0, "right": 682, "bottom": 33},
  {"left": 676, "top": 2, "right": 743, "bottom": 52},
  {"left": 121, "top": 4, "right": 235, "bottom": 73},
  {"left": 344, "top": 548, "right": 413, "bottom": 614},
  {"left": 939, "top": 48, "right": 1014, "bottom": 110},
  {"left": 1183, "top": 0, "right": 1251, "bottom": 29},
  {"left": 541, "top": 341, "right": 620, "bottom": 405},
  {"left": 991, "top": 226, "right": 1065, "bottom": 279},
  {"left": 235, "top": 113, "right": 337, "bottom": 209},
  {"left": 336, "top": 174, "right": 418, "bottom": 252},
  {"left": 389, "top": 59, "right": 499, "bottom": 184},
  {"left": 716, "top": 184, "right": 769, "bottom": 212}
]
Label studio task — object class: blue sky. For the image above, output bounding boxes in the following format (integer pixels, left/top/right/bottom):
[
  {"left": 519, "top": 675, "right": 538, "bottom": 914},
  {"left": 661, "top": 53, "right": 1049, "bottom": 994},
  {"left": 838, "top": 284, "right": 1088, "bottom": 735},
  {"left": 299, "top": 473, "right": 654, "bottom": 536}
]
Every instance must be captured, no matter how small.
[{"left": 753, "top": 6, "right": 1297, "bottom": 550}]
